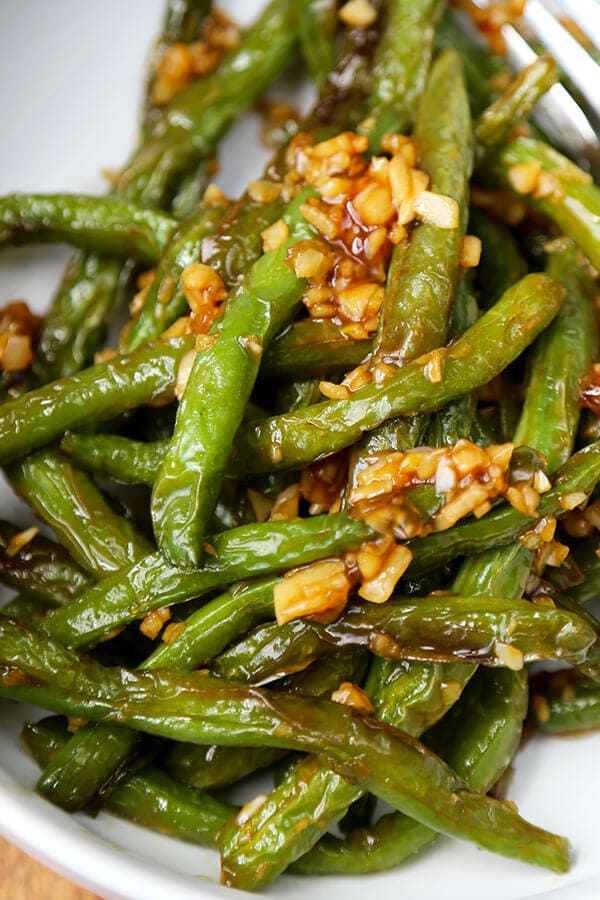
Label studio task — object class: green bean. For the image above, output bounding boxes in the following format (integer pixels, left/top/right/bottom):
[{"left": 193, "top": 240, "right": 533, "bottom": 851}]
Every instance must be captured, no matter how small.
[
  {"left": 294, "top": 236, "right": 582, "bottom": 877},
  {"left": 374, "top": 47, "right": 472, "bottom": 362},
  {"left": 363, "top": 0, "right": 445, "bottom": 150},
  {"left": 407, "top": 441, "right": 600, "bottom": 576},
  {"left": 278, "top": 282, "right": 584, "bottom": 877},
  {"left": 0, "top": 522, "right": 92, "bottom": 609},
  {"left": 33, "top": 253, "right": 125, "bottom": 383},
  {"left": 292, "top": 538, "right": 532, "bottom": 877},
  {"left": 1, "top": 594, "right": 49, "bottom": 619},
  {"left": 8, "top": 451, "right": 152, "bottom": 577},
  {"left": 474, "top": 56, "right": 557, "bottom": 160},
  {"left": 0, "top": 337, "right": 192, "bottom": 466},
  {"left": 61, "top": 433, "right": 167, "bottom": 487},
  {"left": 118, "top": 0, "right": 297, "bottom": 207},
  {"left": 146, "top": 577, "right": 279, "bottom": 671},
  {"left": 532, "top": 671, "right": 600, "bottom": 734},
  {"left": 35, "top": 582, "right": 278, "bottom": 809},
  {"left": 0, "top": 618, "right": 570, "bottom": 879},
  {"left": 35, "top": 550, "right": 360, "bottom": 808},
  {"left": 36, "top": 720, "right": 153, "bottom": 813},
  {"left": 170, "top": 163, "right": 209, "bottom": 219},
  {"left": 39, "top": 513, "right": 375, "bottom": 649},
  {"left": 199, "top": 6, "right": 382, "bottom": 287},
  {"left": 426, "top": 665, "right": 528, "bottom": 789},
  {"left": 0, "top": 193, "right": 176, "bottom": 263},
  {"left": 351, "top": 48, "right": 472, "bottom": 498},
  {"left": 514, "top": 245, "right": 597, "bottom": 473},
  {"left": 59, "top": 419, "right": 417, "bottom": 489},
  {"left": 297, "top": 0, "right": 338, "bottom": 89},
  {"left": 257, "top": 278, "right": 480, "bottom": 884},
  {"left": 164, "top": 649, "right": 367, "bottom": 790},
  {"left": 167, "top": 744, "right": 286, "bottom": 793},
  {"left": 213, "top": 595, "right": 593, "bottom": 684},
  {"left": 61, "top": 433, "right": 285, "bottom": 527},
  {"left": 551, "top": 592, "right": 600, "bottom": 682},
  {"left": 23, "top": 717, "right": 234, "bottom": 844},
  {"left": 59, "top": 434, "right": 254, "bottom": 528},
  {"left": 34, "top": 0, "right": 215, "bottom": 384},
  {"left": 488, "top": 137, "right": 600, "bottom": 269},
  {"left": 469, "top": 408, "right": 502, "bottom": 446},
  {"left": 36, "top": 1, "right": 292, "bottom": 382},
  {"left": 202, "top": 196, "right": 286, "bottom": 288},
  {"left": 295, "top": 666, "right": 528, "bottom": 875},
  {"left": 435, "top": 12, "right": 503, "bottom": 115},
  {"left": 262, "top": 319, "right": 371, "bottom": 382},
  {"left": 159, "top": 0, "right": 211, "bottom": 45},
  {"left": 274, "top": 378, "right": 323, "bottom": 415},
  {"left": 33, "top": 0, "right": 228, "bottom": 385},
  {"left": 122, "top": 201, "right": 227, "bottom": 351},
  {"left": 236, "top": 274, "right": 564, "bottom": 474},
  {"left": 143, "top": 0, "right": 213, "bottom": 136},
  {"left": 33, "top": 514, "right": 373, "bottom": 809},
  {"left": 409, "top": 264, "right": 598, "bottom": 570},
  {"left": 310, "top": 0, "right": 383, "bottom": 137},
  {"left": 469, "top": 208, "right": 527, "bottom": 308},
  {"left": 38, "top": 340, "right": 350, "bottom": 828},
  {"left": 424, "top": 277, "right": 478, "bottom": 447},
  {"left": 562, "top": 539, "right": 600, "bottom": 607},
  {"left": 151, "top": 190, "right": 318, "bottom": 567}
]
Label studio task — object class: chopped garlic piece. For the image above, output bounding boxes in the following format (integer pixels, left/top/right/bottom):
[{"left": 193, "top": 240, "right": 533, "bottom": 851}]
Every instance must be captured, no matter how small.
[
  {"left": 331, "top": 681, "right": 374, "bottom": 714},
  {"left": 495, "top": 641, "right": 524, "bottom": 671}
]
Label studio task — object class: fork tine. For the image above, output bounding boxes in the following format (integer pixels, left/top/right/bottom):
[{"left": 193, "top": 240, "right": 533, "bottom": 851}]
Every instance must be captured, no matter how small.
[
  {"left": 501, "top": 24, "right": 600, "bottom": 180},
  {"left": 547, "top": 0, "right": 600, "bottom": 56},
  {"left": 522, "top": 1, "right": 600, "bottom": 124}
]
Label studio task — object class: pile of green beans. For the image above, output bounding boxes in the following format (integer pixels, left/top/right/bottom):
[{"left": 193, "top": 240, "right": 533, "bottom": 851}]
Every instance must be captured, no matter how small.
[{"left": 2, "top": 0, "right": 600, "bottom": 893}]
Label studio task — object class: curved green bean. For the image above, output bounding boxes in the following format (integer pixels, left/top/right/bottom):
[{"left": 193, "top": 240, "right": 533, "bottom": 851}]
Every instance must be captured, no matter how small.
[
  {"left": 489, "top": 137, "right": 600, "bottom": 269},
  {"left": 474, "top": 55, "right": 557, "bottom": 160},
  {"left": 33, "top": 253, "right": 125, "bottom": 384},
  {"left": 0, "top": 521, "right": 92, "bottom": 609},
  {"left": 23, "top": 716, "right": 234, "bottom": 844},
  {"left": 33, "top": 514, "right": 373, "bottom": 809},
  {"left": 0, "top": 618, "right": 571, "bottom": 880},
  {"left": 513, "top": 244, "right": 597, "bottom": 473},
  {"left": 295, "top": 666, "right": 528, "bottom": 875},
  {"left": 293, "top": 539, "right": 532, "bottom": 876},
  {"left": 164, "top": 649, "right": 367, "bottom": 790},
  {"left": 236, "top": 274, "right": 564, "bottom": 473},
  {"left": 364, "top": 0, "right": 444, "bottom": 150},
  {"left": 374, "top": 47, "right": 472, "bottom": 362},
  {"left": 0, "top": 193, "right": 175, "bottom": 263},
  {"left": 39, "top": 513, "right": 375, "bottom": 649},
  {"left": 118, "top": 0, "right": 297, "bottom": 207},
  {"left": 8, "top": 451, "right": 152, "bottom": 577},
  {"left": 0, "top": 337, "right": 192, "bottom": 466},
  {"left": 532, "top": 671, "right": 600, "bottom": 734},
  {"left": 213, "top": 596, "right": 593, "bottom": 683},
  {"left": 297, "top": 0, "right": 338, "bottom": 89},
  {"left": 122, "top": 201, "right": 227, "bottom": 351},
  {"left": 151, "top": 190, "right": 318, "bottom": 567}
]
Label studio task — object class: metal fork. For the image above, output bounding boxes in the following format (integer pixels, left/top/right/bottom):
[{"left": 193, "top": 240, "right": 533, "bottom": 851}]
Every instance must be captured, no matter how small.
[{"left": 469, "top": 0, "right": 600, "bottom": 179}]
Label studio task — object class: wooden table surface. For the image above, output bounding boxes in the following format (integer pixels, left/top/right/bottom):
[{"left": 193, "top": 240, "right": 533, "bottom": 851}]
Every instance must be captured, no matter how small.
[{"left": 0, "top": 837, "right": 100, "bottom": 900}]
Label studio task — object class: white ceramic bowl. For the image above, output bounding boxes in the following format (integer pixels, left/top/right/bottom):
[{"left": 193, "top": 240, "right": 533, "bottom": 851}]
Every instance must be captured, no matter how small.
[{"left": 1, "top": 3, "right": 600, "bottom": 897}]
